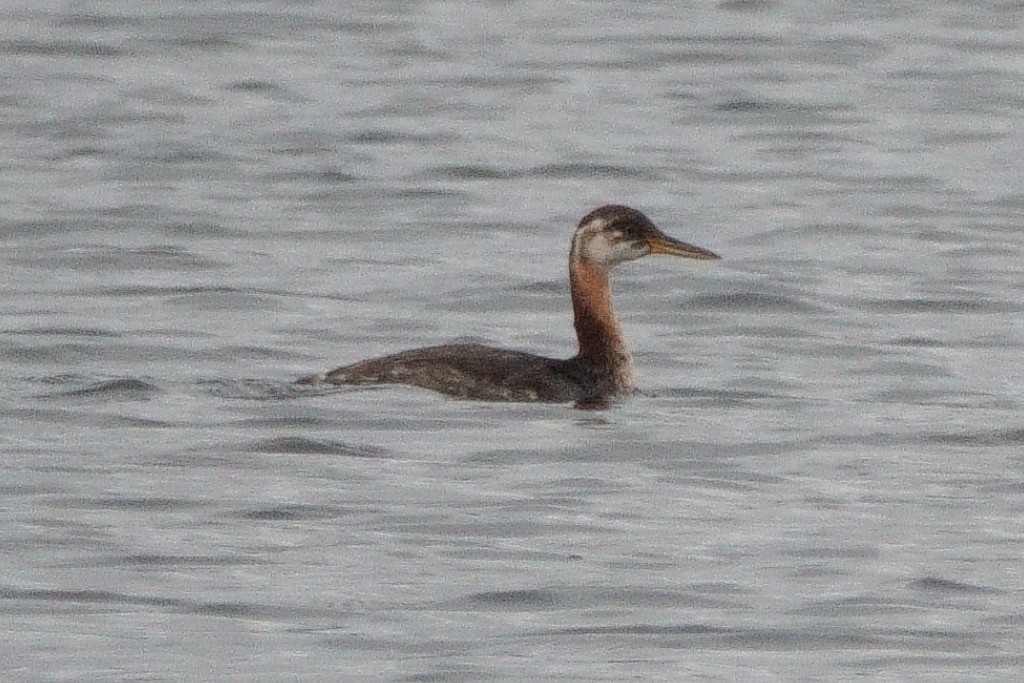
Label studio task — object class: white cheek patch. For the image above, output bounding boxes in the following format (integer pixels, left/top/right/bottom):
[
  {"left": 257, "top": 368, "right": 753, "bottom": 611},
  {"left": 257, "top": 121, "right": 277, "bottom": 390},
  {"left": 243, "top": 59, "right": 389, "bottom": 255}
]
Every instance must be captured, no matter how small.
[
  {"left": 572, "top": 217, "right": 649, "bottom": 265},
  {"left": 585, "top": 231, "right": 619, "bottom": 263},
  {"left": 574, "top": 219, "right": 620, "bottom": 264},
  {"left": 571, "top": 217, "right": 606, "bottom": 259}
]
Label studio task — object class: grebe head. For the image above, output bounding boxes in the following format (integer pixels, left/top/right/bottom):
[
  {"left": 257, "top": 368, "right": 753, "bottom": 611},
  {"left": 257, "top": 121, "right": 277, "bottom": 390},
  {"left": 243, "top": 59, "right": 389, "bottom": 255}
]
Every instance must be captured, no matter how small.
[{"left": 571, "top": 205, "right": 720, "bottom": 269}]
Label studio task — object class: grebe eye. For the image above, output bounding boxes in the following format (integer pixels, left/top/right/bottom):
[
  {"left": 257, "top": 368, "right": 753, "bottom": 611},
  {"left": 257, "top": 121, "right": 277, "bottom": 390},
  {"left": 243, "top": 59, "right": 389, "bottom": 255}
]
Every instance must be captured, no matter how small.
[{"left": 608, "top": 229, "right": 630, "bottom": 244}]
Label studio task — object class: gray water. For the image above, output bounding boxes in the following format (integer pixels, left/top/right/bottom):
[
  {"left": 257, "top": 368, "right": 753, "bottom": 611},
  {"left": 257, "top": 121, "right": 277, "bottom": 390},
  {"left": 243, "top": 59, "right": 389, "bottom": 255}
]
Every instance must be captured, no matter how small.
[{"left": 3, "top": 1, "right": 1024, "bottom": 681}]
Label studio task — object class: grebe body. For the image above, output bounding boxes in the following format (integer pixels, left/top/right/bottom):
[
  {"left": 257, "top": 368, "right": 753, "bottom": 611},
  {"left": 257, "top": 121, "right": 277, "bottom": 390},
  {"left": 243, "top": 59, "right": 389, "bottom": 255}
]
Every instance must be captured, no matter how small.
[
  {"left": 304, "top": 205, "right": 719, "bottom": 404},
  {"left": 322, "top": 343, "right": 625, "bottom": 403}
]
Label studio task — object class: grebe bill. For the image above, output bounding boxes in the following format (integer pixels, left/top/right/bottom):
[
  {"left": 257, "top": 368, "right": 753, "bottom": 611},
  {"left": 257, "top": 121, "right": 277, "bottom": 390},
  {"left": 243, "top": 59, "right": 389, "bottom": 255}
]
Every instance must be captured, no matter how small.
[{"left": 303, "top": 205, "right": 720, "bottom": 403}]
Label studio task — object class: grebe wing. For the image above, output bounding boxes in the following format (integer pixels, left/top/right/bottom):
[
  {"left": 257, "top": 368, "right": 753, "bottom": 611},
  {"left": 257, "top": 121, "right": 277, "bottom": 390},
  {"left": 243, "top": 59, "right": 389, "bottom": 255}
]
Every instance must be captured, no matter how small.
[{"left": 323, "top": 343, "right": 584, "bottom": 402}]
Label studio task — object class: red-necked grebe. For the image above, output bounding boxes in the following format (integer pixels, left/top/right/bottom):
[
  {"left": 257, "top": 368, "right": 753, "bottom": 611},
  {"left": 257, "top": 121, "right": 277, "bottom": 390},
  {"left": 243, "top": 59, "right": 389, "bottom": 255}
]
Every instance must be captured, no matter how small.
[{"left": 300, "top": 205, "right": 720, "bottom": 404}]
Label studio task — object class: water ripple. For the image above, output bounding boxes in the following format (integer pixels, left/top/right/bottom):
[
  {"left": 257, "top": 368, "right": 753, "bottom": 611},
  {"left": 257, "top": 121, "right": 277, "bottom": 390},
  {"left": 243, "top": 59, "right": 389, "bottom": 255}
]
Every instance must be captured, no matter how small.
[
  {"left": 39, "top": 378, "right": 160, "bottom": 402},
  {"left": 246, "top": 437, "right": 391, "bottom": 458}
]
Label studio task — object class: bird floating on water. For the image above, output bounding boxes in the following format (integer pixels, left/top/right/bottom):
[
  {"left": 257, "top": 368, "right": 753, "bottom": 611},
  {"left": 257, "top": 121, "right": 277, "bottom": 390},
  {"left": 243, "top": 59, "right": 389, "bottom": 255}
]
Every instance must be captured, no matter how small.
[{"left": 299, "top": 205, "right": 720, "bottom": 405}]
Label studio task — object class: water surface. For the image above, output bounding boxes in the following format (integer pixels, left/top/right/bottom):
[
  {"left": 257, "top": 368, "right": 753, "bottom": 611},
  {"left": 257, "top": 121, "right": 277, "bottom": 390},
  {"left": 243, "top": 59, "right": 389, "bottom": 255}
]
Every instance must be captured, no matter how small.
[{"left": 3, "top": 1, "right": 1024, "bottom": 680}]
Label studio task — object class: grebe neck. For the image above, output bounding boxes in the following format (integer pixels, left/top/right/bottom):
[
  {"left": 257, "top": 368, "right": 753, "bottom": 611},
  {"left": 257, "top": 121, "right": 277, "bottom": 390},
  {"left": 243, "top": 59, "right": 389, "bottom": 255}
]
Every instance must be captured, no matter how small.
[{"left": 569, "top": 258, "right": 633, "bottom": 389}]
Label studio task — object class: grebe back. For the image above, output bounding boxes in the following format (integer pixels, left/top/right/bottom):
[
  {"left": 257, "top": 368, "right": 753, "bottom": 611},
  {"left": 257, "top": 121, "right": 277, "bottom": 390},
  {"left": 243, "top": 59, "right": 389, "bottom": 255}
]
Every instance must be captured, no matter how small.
[{"left": 302, "top": 205, "right": 720, "bottom": 404}]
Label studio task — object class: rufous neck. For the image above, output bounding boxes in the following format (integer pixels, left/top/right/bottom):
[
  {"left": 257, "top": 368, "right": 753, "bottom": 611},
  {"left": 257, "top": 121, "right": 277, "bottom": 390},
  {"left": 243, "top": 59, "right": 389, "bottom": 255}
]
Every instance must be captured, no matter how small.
[{"left": 569, "top": 258, "right": 630, "bottom": 367}]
